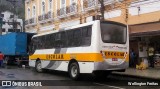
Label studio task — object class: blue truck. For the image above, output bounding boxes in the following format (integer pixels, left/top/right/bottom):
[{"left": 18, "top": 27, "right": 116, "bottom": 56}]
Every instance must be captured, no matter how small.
[{"left": 0, "top": 32, "right": 33, "bottom": 65}]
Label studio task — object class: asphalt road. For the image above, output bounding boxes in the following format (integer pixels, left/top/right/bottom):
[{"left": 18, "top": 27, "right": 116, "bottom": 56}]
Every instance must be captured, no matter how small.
[{"left": 0, "top": 66, "right": 159, "bottom": 89}]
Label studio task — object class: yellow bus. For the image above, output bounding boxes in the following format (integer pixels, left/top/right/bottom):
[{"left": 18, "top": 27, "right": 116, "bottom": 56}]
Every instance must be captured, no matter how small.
[{"left": 29, "top": 20, "right": 129, "bottom": 80}]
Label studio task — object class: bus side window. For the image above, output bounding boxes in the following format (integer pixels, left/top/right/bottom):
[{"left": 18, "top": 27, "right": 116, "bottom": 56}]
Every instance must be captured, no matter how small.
[
  {"left": 67, "top": 30, "right": 74, "bottom": 47},
  {"left": 44, "top": 35, "right": 48, "bottom": 49},
  {"left": 81, "top": 26, "right": 92, "bottom": 46},
  {"left": 50, "top": 34, "right": 55, "bottom": 48},
  {"left": 73, "top": 29, "right": 82, "bottom": 47},
  {"left": 55, "top": 33, "right": 61, "bottom": 48},
  {"left": 45, "top": 34, "right": 52, "bottom": 49},
  {"left": 61, "top": 31, "right": 67, "bottom": 48},
  {"left": 29, "top": 38, "right": 36, "bottom": 54},
  {"left": 40, "top": 36, "right": 45, "bottom": 49},
  {"left": 36, "top": 37, "right": 41, "bottom": 49}
]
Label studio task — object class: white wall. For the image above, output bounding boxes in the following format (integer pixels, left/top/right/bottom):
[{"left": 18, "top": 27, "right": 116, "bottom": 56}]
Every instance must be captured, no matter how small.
[
  {"left": 104, "top": 9, "right": 121, "bottom": 19},
  {"left": 1, "top": 11, "right": 23, "bottom": 35},
  {"left": 59, "top": 20, "right": 80, "bottom": 29},
  {"left": 129, "top": 0, "right": 160, "bottom": 16}
]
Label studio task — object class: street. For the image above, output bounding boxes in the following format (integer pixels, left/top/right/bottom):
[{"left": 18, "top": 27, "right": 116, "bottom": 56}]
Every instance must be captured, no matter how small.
[
  {"left": 1, "top": 0, "right": 160, "bottom": 89},
  {"left": 0, "top": 66, "right": 159, "bottom": 89}
]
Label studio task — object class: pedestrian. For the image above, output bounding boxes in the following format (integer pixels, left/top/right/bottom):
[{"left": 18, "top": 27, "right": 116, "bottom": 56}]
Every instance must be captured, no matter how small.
[
  {"left": 148, "top": 44, "right": 155, "bottom": 68},
  {"left": 130, "top": 49, "right": 136, "bottom": 67},
  {"left": 0, "top": 51, "right": 4, "bottom": 68}
]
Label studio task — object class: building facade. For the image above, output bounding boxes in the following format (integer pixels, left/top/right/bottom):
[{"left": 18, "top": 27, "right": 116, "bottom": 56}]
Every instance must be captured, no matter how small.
[
  {"left": 128, "top": 0, "right": 160, "bottom": 61},
  {"left": 1, "top": 11, "right": 23, "bottom": 35},
  {"left": 25, "top": 0, "right": 160, "bottom": 66},
  {"left": 25, "top": 0, "right": 131, "bottom": 33}
]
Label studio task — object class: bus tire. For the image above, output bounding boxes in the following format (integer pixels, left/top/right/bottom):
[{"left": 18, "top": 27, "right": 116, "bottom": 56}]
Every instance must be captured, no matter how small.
[
  {"left": 35, "top": 60, "right": 43, "bottom": 73},
  {"left": 69, "top": 62, "right": 80, "bottom": 80}
]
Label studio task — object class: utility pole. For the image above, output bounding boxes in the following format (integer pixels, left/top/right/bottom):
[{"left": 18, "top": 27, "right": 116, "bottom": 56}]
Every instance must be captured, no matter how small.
[
  {"left": 98, "top": 0, "right": 105, "bottom": 20},
  {"left": 78, "top": 0, "right": 83, "bottom": 24}
]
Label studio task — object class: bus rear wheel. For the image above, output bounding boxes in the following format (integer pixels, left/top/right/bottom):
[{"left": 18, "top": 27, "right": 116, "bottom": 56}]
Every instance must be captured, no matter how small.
[
  {"left": 35, "top": 60, "right": 43, "bottom": 73},
  {"left": 69, "top": 62, "right": 80, "bottom": 80}
]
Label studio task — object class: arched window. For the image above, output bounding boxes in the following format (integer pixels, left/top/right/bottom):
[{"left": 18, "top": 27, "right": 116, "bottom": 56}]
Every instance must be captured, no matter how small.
[
  {"left": 42, "top": 1, "right": 45, "bottom": 14},
  {"left": 33, "top": 6, "right": 36, "bottom": 17},
  {"left": 49, "top": 0, "right": 52, "bottom": 11},
  {"left": 61, "top": 0, "right": 66, "bottom": 8},
  {"left": 28, "top": 8, "right": 30, "bottom": 19},
  {"left": 70, "top": 0, "right": 77, "bottom": 5}
]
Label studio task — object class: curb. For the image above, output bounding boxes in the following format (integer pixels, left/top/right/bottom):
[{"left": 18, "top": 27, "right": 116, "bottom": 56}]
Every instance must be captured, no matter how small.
[{"left": 111, "top": 72, "right": 160, "bottom": 80}]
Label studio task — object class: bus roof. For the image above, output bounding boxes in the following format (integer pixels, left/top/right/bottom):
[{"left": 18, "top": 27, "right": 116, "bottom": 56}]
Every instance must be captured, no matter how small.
[
  {"left": 33, "top": 20, "right": 96, "bottom": 38},
  {"left": 32, "top": 20, "right": 126, "bottom": 38}
]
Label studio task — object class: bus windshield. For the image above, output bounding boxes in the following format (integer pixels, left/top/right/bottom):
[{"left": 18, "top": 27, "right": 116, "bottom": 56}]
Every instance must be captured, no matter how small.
[{"left": 101, "top": 22, "right": 127, "bottom": 44}]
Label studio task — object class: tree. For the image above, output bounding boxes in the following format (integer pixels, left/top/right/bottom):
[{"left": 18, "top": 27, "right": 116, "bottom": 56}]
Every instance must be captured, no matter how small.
[
  {"left": 0, "top": 4, "right": 14, "bottom": 14},
  {"left": 2, "top": 0, "right": 25, "bottom": 20}
]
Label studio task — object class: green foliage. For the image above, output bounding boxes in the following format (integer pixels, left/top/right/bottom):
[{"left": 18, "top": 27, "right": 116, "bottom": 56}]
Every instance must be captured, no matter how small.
[
  {"left": 16, "top": 6, "right": 25, "bottom": 20},
  {"left": 0, "top": 4, "right": 14, "bottom": 13}
]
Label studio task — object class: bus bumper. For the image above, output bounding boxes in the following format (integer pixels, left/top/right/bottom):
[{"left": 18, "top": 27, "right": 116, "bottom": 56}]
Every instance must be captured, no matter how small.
[{"left": 94, "top": 61, "right": 129, "bottom": 71}]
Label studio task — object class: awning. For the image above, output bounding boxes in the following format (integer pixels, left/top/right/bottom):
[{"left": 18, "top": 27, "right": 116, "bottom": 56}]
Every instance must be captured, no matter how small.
[
  {"left": 130, "top": 30, "right": 160, "bottom": 37},
  {"left": 129, "top": 22, "right": 160, "bottom": 37}
]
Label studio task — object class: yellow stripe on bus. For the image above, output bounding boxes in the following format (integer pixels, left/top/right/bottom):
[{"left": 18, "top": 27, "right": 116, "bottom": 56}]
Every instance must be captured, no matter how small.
[
  {"left": 29, "top": 53, "right": 103, "bottom": 62},
  {"left": 29, "top": 53, "right": 129, "bottom": 62},
  {"left": 103, "top": 51, "right": 129, "bottom": 62}
]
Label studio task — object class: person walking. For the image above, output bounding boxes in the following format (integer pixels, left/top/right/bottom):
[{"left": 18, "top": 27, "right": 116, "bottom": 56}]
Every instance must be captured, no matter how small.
[
  {"left": 148, "top": 44, "right": 155, "bottom": 68},
  {"left": 0, "top": 51, "right": 4, "bottom": 68},
  {"left": 130, "top": 49, "right": 136, "bottom": 67}
]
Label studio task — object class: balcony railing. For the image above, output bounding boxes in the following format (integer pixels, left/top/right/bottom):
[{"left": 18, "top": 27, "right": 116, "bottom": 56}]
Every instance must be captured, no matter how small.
[
  {"left": 83, "top": 0, "right": 116, "bottom": 11},
  {"left": 57, "top": 7, "right": 66, "bottom": 18},
  {"left": 57, "top": 4, "right": 77, "bottom": 18},
  {"left": 25, "top": 20, "right": 29, "bottom": 25},
  {"left": 30, "top": 18, "right": 36, "bottom": 24},
  {"left": 25, "top": 17, "right": 36, "bottom": 26},
  {"left": 38, "top": 11, "right": 54, "bottom": 23},
  {"left": 83, "top": 0, "right": 96, "bottom": 11},
  {"left": 45, "top": 11, "right": 53, "bottom": 20},
  {"left": 66, "top": 3, "right": 77, "bottom": 16},
  {"left": 99, "top": 0, "right": 116, "bottom": 5},
  {"left": 38, "top": 14, "right": 45, "bottom": 22}
]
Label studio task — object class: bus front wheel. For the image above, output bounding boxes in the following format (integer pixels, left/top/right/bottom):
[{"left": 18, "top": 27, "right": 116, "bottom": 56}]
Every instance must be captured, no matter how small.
[
  {"left": 69, "top": 62, "right": 80, "bottom": 80},
  {"left": 35, "top": 60, "right": 43, "bottom": 73}
]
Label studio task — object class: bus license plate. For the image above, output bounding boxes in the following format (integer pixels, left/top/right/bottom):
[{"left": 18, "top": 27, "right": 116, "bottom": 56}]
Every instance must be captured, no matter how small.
[{"left": 112, "top": 58, "right": 118, "bottom": 61}]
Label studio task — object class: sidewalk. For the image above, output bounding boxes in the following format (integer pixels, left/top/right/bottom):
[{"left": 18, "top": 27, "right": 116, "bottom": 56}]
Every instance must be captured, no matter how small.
[{"left": 112, "top": 68, "right": 160, "bottom": 80}]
